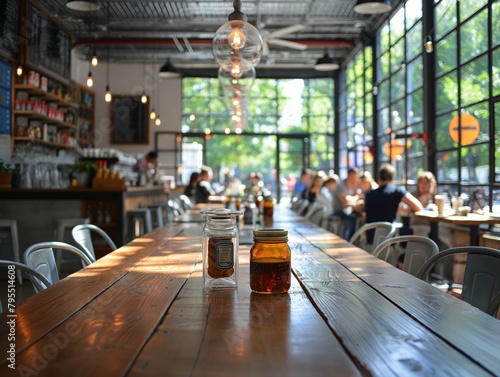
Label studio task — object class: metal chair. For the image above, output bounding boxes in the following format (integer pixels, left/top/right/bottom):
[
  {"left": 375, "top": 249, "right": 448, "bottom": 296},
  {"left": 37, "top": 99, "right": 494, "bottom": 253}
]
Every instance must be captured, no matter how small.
[
  {"left": 349, "top": 221, "right": 397, "bottom": 253},
  {"left": 178, "top": 194, "right": 195, "bottom": 210},
  {"left": 126, "top": 208, "right": 153, "bottom": 241},
  {"left": 0, "top": 260, "right": 51, "bottom": 294},
  {"left": 296, "top": 199, "right": 310, "bottom": 216},
  {"left": 71, "top": 224, "right": 117, "bottom": 261},
  {"left": 0, "top": 219, "right": 22, "bottom": 284},
  {"left": 23, "top": 241, "right": 93, "bottom": 292},
  {"left": 54, "top": 217, "right": 90, "bottom": 270},
  {"left": 307, "top": 205, "right": 327, "bottom": 227},
  {"left": 416, "top": 246, "right": 500, "bottom": 317},
  {"left": 147, "top": 204, "right": 165, "bottom": 228},
  {"left": 372, "top": 235, "right": 439, "bottom": 276}
]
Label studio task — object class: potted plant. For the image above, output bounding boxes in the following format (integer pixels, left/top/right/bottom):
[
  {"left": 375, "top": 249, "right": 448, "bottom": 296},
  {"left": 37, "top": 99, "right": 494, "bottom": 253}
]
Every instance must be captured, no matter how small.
[
  {"left": 71, "top": 159, "right": 98, "bottom": 187},
  {"left": 0, "top": 160, "right": 13, "bottom": 188}
]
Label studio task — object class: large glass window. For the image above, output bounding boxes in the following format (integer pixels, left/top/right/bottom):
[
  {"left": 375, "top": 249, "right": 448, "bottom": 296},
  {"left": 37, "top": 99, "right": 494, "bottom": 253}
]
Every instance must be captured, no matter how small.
[
  {"left": 372, "top": 0, "right": 425, "bottom": 184},
  {"left": 338, "top": 46, "right": 374, "bottom": 178},
  {"left": 434, "top": 0, "right": 494, "bottom": 208},
  {"left": 181, "top": 77, "right": 334, "bottom": 199}
]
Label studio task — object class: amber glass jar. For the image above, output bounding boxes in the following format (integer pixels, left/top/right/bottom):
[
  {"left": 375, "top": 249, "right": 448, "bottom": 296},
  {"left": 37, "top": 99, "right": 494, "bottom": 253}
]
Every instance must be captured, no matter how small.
[{"left": 250, "top": 229, "right": 291, "bottom": 294}]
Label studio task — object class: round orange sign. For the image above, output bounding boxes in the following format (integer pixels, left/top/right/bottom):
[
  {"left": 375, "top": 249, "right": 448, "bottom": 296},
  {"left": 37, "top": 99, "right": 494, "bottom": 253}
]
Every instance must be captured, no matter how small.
[
  {"left": 383, "top": 139, "right": 412, "bottom": 159},
  {"left": 449, "top": 113, "right": 480, "bottom": 145}
]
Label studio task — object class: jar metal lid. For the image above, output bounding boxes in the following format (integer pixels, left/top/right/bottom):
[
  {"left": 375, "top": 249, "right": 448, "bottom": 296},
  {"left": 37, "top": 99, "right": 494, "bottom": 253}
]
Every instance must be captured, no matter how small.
[
  {"left": 253, "top": 228, "right": 288, "bottom": 240},
  {"left": 200, "top": 208, "right": 243, "bottom": 218}
]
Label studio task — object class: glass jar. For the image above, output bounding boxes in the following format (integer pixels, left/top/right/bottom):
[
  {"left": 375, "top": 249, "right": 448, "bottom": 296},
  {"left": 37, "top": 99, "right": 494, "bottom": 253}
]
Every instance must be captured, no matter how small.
[
  {"left": 201, "top": 209, "right": 242, "bottom": 288},
  {"left": 263, "top": 195, "right": 274, "bottom": 218},
  {"left": 250, "top": 228, "right": 291, "bottom": 294}
]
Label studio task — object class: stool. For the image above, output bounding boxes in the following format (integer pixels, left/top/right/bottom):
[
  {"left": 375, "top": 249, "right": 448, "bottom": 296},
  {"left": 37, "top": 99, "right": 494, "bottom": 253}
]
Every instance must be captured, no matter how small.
[
  {"left": 126, "top": 209, "right": 153, "bottom": 241},
  {"left": 54, "top": 218, "right": 90, "bottom": 270},
  {"left": 0, "top": 219, "right": 22, "bottom": 284},
  {"left": 148, "top": 204, "right": 164, "bottom": 228}
]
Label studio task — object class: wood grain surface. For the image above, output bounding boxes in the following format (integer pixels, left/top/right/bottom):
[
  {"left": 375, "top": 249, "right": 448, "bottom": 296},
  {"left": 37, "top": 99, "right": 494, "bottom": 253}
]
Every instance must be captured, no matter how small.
[{"left": 1, "top": 206, "right": 499, "bottom": 376}]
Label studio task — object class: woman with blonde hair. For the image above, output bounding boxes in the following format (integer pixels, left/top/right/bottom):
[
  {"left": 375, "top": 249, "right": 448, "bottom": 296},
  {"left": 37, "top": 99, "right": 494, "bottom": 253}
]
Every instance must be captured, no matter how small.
[
  {"left": 359, "top": 171, "right": 378, "bottom": 193},
  {"left": 409, "top": 170, "right": 437, "bottom": 236}
]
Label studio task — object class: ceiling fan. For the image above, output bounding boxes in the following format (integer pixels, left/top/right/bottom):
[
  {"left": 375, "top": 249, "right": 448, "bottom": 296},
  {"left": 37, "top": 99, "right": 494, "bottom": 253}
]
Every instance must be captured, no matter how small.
[{"left": 259, "top": 24, "right": 308, "bottom": 56}]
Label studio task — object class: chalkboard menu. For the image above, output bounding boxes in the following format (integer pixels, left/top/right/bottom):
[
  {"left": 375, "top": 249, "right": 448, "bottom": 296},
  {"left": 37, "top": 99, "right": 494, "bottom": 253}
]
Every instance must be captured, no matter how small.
[
  {"left": 111, "top": 96, "right": 149, "bottom": 144},
  {"left": 27, "top": 2, "right": 71, "bottom": 82},
  {"left": 0, "top": 0, "right": 19, "bottom": 59}
]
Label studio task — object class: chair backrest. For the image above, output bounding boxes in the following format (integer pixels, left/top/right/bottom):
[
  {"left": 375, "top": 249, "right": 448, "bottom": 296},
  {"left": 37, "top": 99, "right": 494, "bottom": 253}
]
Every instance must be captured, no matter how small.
[
  {"left": 416, "top": 246, "right": 500, "bottom": 316},
  {"left": 71, "top": 224, "right": 117, "bottom": 261},
  {"left": 372, "top": 235, "right": 439, "bottom": 276},
  {"left": 0, "top": 260, "right": 52, "bottom": 294},
  {"left": 297, "top": 199, "right": 310, "bottom": 216},
  {"left": 23, "top": 241, "right": 93, "bottom": 292},
  {"left": 349, "top": 221, "right": 397, "bottom": 253},
  {"left": 304, "top": 202, "right": 318, "bottom": 218},
  {"left": 168, "top": 199, "right": 184, "bottom": 217},
  {"left": 308, "top": 205, "right": 327, "bottom": 227},
  {"left": 178, "top": 195, "right": 194, "bottom": 210}
]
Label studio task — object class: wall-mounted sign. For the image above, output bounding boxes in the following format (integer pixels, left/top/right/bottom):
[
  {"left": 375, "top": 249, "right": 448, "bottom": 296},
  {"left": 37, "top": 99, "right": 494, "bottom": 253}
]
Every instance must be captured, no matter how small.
[
  {"left": 449, "top": 113, "right": 480, "bottom": 145},
  {"left": 111, "top": 96, "right": 150, "bottom": 144}
]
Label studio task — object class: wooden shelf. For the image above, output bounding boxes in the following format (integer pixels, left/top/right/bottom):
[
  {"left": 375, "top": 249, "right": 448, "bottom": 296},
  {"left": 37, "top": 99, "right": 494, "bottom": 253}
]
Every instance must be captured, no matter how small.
[
  {"left": 13, "top": 110, "right": 78, "bottom": 130},
  {"left": 12, "top": 137, "right": 78, "bottom": 149},
  {"left": 14, "top": 84, "right": 79, "bottom": 108}
]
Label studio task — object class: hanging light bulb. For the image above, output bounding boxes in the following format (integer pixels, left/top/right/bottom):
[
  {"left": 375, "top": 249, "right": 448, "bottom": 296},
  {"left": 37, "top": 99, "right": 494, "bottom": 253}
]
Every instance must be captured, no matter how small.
[
  {"left": 150, "top": 108, "right": 156, "bottom": 119},
  {"left": 16, "top": 66, "right": 23, "bottom": 76},
  {"left": 86, "top": 71, "right": 93, "bottom": 87},
  {"left": 212, "top": 0, "right": 263, "bottom": 73},
  {"left": 424, "top": 36, "right": 433, "bottom": 53},
  {"left": 228, "top": 27, "right": 246, "bottom": 50},
  {"left": 155, "top": 115, "right": 161, "bottom": 126},
  {"left": 141, "top": 92, "right": 148, "bottom": 103},
  {"left": 91, "top": 49, "right": 98, "bottom": 67},
  {"left": 104, "top": 84, "right": 112, "bottom": 102},
  {"left": 229, "top": 57, "right": 243, "bottom": 79},
  {"left": 225, "top": 127, "right": 231, "bottom": 134}
]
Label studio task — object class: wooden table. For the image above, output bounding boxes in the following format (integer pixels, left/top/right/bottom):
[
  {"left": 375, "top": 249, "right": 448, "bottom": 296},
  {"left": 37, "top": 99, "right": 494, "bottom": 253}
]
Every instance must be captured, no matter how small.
[
  {"left": 414, "top": 209, "right": 500, "bottom": 246},
  {"left": 1, "top": 207, "right": 500, "bottom": 376}
]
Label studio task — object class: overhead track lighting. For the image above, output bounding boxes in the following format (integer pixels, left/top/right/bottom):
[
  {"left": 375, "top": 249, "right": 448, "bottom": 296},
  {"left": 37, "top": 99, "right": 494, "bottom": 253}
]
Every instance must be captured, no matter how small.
[
  {"left": 314, "top": 52, "right": 340, "bottom": 71},
  {"left": 353, "top": 0, "right": 391, "bottom": 14},
  {"left": 158, "top": 58, "right": 181, "bottom": 78},
  {"left": 66, "top": 0, "right": 100, "bottom": 11}
]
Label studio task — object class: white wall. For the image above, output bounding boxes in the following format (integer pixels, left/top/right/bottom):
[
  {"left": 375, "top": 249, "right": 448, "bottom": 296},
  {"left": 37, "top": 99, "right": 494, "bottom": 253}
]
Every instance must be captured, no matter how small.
[{"left": 71, "top": 54, "right": 181, "bottom": 156}]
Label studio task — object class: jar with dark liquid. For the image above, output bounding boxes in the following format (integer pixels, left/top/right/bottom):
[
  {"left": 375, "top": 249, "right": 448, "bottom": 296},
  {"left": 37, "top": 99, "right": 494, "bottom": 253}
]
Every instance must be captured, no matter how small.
[{"left": 250, "top": 229, "right": 291, "bottom": 294}]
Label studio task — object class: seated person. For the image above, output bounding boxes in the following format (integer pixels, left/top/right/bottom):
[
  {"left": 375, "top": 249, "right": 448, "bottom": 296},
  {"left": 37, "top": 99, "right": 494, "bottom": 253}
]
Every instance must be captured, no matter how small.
[
  {"left": 332, "top": 167, "right": 360, "bottom": 240},
  {"left": 184, "top": 172, "right": 199, "bottom": 199},
  {"left": 363, "top": 163, "right": 423, "bottom": 243},
  {"left": 195, "top": 166, "right": 216, "bottom": 204}
]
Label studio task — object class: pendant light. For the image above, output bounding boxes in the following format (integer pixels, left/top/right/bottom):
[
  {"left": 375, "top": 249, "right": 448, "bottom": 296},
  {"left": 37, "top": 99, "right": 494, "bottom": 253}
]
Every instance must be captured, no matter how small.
[
  {"left": 141, "top": 61, "right": 148, "bottom": 103},
  {"left": 91, "top": 48, "right": 98, "bottom": 67},
  {"left": 213, "top": 0, "right": 263, "bottom": 75},
  {"left": 158, "top": 58, "right": 181, "bottom": 78},
  {"left": 314, "top": 52, "right": 340, "bottom": 71},
  {"left": 104, "top": 54, "right": 111, "bottom": 102},
  {"left": 353, "top": 0, "right": 391, "bottom": 15},
  {"left": 86, "top": 71, "right": 93, "bottom": 87},
  {"left": 66, "top": 0, "right": 100, "bottom": 11}
]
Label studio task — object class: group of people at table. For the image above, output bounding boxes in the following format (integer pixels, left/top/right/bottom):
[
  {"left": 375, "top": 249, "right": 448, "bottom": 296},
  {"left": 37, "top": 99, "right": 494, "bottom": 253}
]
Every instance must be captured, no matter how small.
[
  {"left": 295, "top": 164, "right": 441, "bottom": 245},
  {"left": 182, "top": 162, "right": 448, "bottom": 250}
]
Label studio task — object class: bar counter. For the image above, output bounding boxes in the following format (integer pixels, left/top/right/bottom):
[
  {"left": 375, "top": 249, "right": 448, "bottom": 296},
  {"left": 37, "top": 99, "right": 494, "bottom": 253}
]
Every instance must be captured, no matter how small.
[
  {"left": 0, "top": 207, "right": 499, "bottom": 376},
  {"left": 0, "top": 185, "right": 167, "bottom": 250}
]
